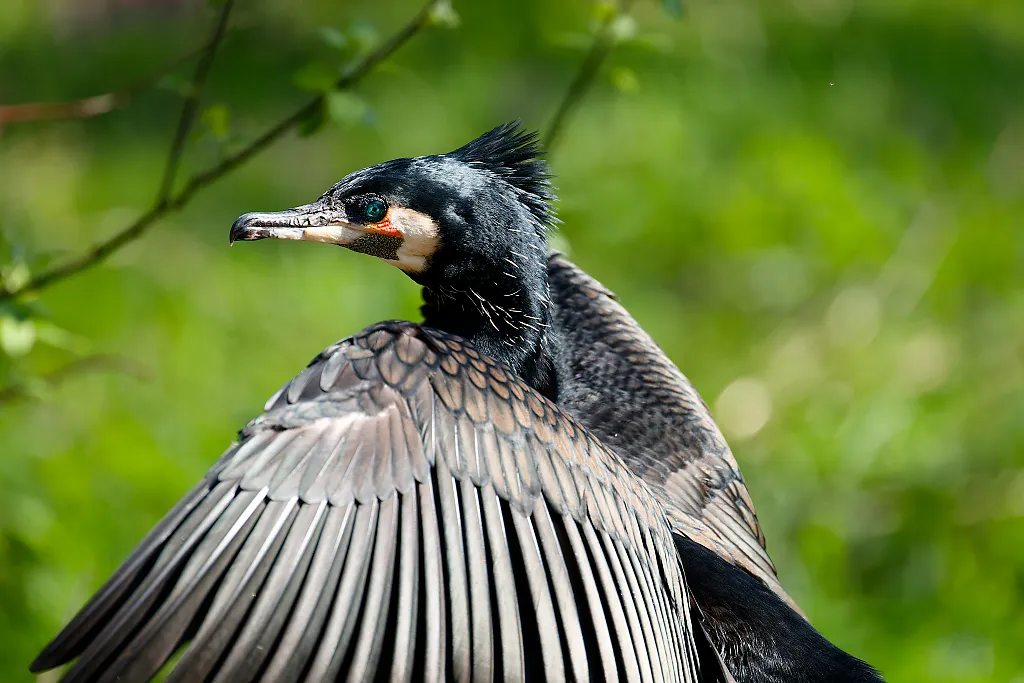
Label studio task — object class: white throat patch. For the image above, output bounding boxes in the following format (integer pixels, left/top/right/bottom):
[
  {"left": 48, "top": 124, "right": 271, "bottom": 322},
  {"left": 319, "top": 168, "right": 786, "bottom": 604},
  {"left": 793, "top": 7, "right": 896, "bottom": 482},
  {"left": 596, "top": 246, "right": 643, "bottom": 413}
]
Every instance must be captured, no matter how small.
[{"left": 386, "top": 207, "right": 441, "bottom": 273}]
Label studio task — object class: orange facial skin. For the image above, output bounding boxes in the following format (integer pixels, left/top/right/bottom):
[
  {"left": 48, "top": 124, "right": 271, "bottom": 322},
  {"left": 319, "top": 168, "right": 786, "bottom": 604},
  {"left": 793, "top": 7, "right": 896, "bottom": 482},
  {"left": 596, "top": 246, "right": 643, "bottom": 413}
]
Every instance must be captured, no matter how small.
[{"left": 371, "top": 214, "right": 401, "bottom": 237}]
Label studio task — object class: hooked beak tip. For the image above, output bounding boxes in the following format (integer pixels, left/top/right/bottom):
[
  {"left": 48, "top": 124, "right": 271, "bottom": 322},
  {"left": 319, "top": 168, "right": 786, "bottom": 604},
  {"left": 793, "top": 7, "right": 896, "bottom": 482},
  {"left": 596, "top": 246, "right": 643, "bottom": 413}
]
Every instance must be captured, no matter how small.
[
  {"left": 229, "top": 209, "right": 317, "bottom": 245},
  {"left": 229, "top": 213, "right": 266, "bottom": 245}
]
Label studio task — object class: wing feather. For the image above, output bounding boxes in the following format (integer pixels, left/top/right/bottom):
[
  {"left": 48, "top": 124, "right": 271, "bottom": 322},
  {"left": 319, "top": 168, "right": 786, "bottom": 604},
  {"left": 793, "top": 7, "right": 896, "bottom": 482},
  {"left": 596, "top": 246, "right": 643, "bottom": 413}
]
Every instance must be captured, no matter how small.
[
  {"left": 389, "top": 492, "right": 421, "bottom": 682},
  {"left": 479, "top": 484, "right": 525, "bottom": 682},
  {"left": 580, "top": 521, "right": 643, "bottom": 683},
  {"left": 509, "top": 508, "right": 565, "bottom": 683},
  {"left": 166, "top": 497, "right": 299, "bottom": 681},
  {"left": 35, "top": 322, "right": 724, "bottom": 682},
  {"left": 261, "top": 502, "right": 356, "bottom": 682},
  {"left": 434, "top": 457, "right": 471, "bottom": 682},
  {"left": 343, "top": 493, "right": 399, "bottom": 683},
  {"left": 417, "top": 479, "right": 447, "bottom": 683},
  {"left": 530, "top": 503, "right": 590, "bottom": 682},
  {"left": 458, "top": 477, "right": 494, "bottom": 682},
  {"left": 211, "top": 500, "right": 327, "bottom": 682}
]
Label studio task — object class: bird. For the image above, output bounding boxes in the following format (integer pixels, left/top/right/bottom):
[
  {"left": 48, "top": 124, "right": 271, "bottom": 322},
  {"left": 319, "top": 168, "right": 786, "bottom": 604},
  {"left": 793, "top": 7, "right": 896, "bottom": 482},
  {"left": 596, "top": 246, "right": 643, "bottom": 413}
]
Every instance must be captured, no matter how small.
[{"left": 30, "top": 123, "right": 883, "bottom": 682}]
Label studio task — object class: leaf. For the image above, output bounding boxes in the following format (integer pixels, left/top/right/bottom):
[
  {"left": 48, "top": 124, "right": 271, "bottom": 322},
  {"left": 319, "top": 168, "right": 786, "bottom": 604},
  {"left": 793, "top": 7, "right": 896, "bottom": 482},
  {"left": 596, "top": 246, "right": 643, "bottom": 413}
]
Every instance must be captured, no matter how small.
[
  {"left": 661, "top": 0, "right": 683, "bottom": 17},
  {"left": 325, "top": 90, "right": 369, "bottom": 126},
  {"left": 201, "top": 104, "right": 231, "bottom": 141},
  {"left": 592, "top": 1, "right": 617, "bottom": 22},
  {"left": 608, "top": 15, "right": 637, "bottom": 43},
  {"left": 34, "top": 321, "right": 89, "bottom": 355},
  {"left": 609, "top": 66, "right": 640, "bottom": 93},
  {"left": 156, "top": 73, "right": 194, "bottom": 97},
  {"left": 428, "top": 1, "right": 460, "bottom": 29},
  {"left": 298, "top": 101, "right": 326, "bottom": 137},
  {"left": 348, "top": 20, "right": 380, "bottom": 51},
  {"left": 1, "top": 317, "right": 36, "bottom": 357},
  {"left": 292, "top": 61, "right": 339, "bottom": 93},
  {"left": 1, "top": 262, "right": 29, "bottom": 292},
  {"left": 318, "top": 26, "right": 349, "bottom": 50}
]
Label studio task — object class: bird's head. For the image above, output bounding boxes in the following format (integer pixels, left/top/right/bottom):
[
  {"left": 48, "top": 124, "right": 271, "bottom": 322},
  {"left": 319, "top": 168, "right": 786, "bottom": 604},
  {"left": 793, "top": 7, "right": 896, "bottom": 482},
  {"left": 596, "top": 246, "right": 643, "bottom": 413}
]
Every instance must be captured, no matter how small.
[
  {"left": 230, "top": 122, "right": 554, "bottom": 290},
  {"left": 231, "top": 123, "right": 558, "bottom": 389}
]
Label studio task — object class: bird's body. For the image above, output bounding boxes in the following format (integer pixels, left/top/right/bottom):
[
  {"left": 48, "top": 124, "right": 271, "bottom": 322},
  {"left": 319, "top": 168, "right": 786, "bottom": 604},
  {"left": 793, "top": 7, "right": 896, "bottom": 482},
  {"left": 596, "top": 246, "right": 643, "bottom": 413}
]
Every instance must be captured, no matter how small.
[{"left": 32, "top": 124, "right": 882, "bottom": 682}]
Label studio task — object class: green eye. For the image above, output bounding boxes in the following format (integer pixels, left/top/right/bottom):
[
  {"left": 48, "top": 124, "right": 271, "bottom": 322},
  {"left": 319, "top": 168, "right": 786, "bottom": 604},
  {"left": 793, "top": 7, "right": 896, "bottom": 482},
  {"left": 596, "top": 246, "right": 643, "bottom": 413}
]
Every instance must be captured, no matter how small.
[{"left": 363, "top": 198, "right": 387, "bottom": 222}]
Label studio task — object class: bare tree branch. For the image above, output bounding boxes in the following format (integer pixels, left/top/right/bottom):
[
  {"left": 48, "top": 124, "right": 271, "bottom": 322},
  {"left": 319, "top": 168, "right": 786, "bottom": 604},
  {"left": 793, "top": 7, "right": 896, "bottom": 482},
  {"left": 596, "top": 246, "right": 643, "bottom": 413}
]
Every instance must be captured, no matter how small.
[
  {"left": 544, "top": 1, "right": 633, "bottom": 153},
  {"left": 0, "top": 0, "right": 443, "bottom": 302},
  {"left": 0, "top": 42, "right": 215, "bottom": 125},
  {"left": 0, "top": 95, "right": 121, "bottom": 124},
  {"left": 0, "top": 354, "right": 148, "bottom": 407},
  {"left": 158, "top": 0, "right": 236, "bottom": 203}
]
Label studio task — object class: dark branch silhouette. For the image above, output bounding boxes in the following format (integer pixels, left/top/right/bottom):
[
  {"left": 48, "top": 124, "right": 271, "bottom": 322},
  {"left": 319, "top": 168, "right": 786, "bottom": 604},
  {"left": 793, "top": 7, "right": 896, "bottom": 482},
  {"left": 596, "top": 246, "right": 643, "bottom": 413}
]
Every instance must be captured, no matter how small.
[
  {"left": 0, "top": 0, "right": 444, "bottom": 303},
  {"left": 0, "top": 41, "right": 217, "bottom": 125},
  {"left": 544, "top": 1, "right": 633, "bottom": 153},
  {"left": 158, "top": 0, "right": 236, "bottom": 203}
]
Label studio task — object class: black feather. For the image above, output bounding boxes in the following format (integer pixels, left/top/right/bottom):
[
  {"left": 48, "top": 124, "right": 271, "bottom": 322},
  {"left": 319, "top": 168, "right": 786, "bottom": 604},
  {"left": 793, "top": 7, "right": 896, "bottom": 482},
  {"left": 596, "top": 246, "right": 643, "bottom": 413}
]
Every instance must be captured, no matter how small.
[
  {"left": 673, "top": 534, "right": 884, "bottom": 683},
  {"left": 447, "top": 122, "right": 557, "bottom": 234}
]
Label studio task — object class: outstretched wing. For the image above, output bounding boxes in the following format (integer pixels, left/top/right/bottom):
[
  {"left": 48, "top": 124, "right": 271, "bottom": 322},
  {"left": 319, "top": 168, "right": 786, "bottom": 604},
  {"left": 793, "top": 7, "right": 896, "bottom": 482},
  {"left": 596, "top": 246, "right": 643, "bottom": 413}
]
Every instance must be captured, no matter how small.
[
  {"left": 548, "top": 255, "right": 797, "bottom": 612},
  {"left": 33, "top": 321, "right": 726, "bottom": 683}
]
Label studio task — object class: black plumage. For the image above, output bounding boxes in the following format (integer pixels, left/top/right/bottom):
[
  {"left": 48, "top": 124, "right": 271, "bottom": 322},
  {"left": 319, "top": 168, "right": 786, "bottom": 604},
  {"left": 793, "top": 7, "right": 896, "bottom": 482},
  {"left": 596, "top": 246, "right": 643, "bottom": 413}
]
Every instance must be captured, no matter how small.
[
  {"left": 32, "top": 124, "right": 882, "bottom": 682},
  {"left": 546, "top": 257, "right": 881, "bottom": 683}
]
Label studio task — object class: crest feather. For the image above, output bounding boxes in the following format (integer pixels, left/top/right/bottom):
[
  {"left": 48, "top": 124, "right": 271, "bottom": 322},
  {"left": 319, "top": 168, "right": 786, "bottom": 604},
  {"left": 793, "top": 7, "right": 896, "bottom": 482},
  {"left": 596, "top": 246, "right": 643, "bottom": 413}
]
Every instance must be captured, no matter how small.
[{"left": 448, "top": 122, "right": 557, "bottom": 232}]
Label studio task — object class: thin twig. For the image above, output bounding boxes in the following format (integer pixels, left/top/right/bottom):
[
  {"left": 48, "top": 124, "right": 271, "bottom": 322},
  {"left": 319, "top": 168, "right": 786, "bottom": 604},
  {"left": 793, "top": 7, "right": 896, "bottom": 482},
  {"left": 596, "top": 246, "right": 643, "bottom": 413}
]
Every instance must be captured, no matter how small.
[
  {"left": 0, "top": 42, "right": 214, "bottom": 125},
  {"left": 0, "top": 355, "right": 148, "bottom": 406},
  {"left": 0, "top": 0, "right": 442, "bottom": 302},
  {"left": 158, "top": 0, "right": 235, "bottom": 203},
  {"left": 544, "top": 1, "right": 632, "bottom": 153}
]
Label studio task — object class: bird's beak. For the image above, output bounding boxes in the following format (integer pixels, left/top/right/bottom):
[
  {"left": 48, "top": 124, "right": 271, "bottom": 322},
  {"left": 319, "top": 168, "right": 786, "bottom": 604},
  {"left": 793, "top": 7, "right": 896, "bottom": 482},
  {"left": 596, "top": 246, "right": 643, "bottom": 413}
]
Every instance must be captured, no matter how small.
[
  {"left": 229, "top": 202, "right": 365, "bottom": 247},
  {"left": 230, "top": 200, "right": 439, "bottom": 273}
]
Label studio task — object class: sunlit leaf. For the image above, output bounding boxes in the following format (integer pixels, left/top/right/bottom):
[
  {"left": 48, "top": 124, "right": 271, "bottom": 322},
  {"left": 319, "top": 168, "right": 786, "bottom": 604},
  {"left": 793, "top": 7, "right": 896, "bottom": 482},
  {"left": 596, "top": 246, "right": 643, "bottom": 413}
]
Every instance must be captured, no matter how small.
[
  {"left": 592, "top": 1, "right": 617, "bottom": 23},
  {"left": 318, "top": 26, "right": 348, "bottom": 50},
  {"left": 201, "top": 105, "right": 231, "bottom": 141},
  {"left": 348, "top": 20, "right": 379, "bottom": 51},
  {"left": 1, "top": 263, "right": 29, "bottom": 293},
  {"left": 609, "top": 66, "right": 640, "bottom": 93},
  {"left": 0, "top": 317, "right": 36, "bottom": 357},
  {"left": 609, "top": 15, "right": 637, "bottom": 43},
  {"left": 428, "top": 0, "right": 461, "bottom": 29},
  {"left": 292, "top": 61, "right": 339, "bottom": 93},
  {"left": 325, "top": 91, "right": 369, "bottom": 126},
  {"left": 34, "top": 321, "right": 88, "bottom": 355}
]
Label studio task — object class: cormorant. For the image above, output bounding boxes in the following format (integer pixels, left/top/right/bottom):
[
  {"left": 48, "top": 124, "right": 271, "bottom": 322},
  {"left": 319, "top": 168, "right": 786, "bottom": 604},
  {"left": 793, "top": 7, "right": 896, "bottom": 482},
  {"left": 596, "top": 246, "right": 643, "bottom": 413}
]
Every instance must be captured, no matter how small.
[{"left": 31, "top": 124, "right": 882, "bottom": 682}]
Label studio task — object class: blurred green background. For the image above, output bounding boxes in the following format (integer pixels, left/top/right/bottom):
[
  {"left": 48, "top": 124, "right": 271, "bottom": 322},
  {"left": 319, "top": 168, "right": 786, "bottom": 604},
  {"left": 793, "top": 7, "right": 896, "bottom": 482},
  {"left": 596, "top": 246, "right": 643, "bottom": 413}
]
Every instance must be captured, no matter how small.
[{"left": 1, "top": 0, "right": 1022, "bottom": 680}]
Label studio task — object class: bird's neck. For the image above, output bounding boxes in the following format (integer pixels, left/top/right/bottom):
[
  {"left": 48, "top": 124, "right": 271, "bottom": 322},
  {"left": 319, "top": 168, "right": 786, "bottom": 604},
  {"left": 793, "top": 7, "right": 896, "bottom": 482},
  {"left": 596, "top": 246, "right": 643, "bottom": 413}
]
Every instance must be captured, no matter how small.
[{"left": 420, "top": 276, "right": 556, "bottom": 396}]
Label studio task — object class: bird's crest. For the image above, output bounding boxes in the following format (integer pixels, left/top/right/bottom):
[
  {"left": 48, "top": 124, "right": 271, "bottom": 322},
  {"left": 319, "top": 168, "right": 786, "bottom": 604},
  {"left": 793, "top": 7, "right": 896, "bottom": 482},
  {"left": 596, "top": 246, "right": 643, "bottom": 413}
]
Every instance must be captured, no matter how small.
[{"left": 448, "top": 122, "right": 557, "bottom": 234}]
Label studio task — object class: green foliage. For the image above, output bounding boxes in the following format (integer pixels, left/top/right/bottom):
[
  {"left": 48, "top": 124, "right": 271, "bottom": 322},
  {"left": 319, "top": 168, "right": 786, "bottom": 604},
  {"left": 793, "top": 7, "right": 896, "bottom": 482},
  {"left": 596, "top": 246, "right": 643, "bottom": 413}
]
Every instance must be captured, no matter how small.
[
  {"left": 199, "top": 104, "right": 230, "bottom": 142},
  {"left": 427, "top": 0, "right": 461, "bottom": 30},
  {"left": 0, "top": 0, "right": 1022, "bottom": 681},
  {"left": 661, "top": 0, "right": 683, "bottom": 18}
]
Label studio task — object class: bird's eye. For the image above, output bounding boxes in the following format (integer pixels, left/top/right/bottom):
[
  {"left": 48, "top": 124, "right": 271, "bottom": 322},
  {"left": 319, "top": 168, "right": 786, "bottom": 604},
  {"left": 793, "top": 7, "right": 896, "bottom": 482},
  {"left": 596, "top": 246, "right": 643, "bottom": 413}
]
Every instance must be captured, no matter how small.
[{"left": 362, "top": 198, "right": 388, "bottom": 223}]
